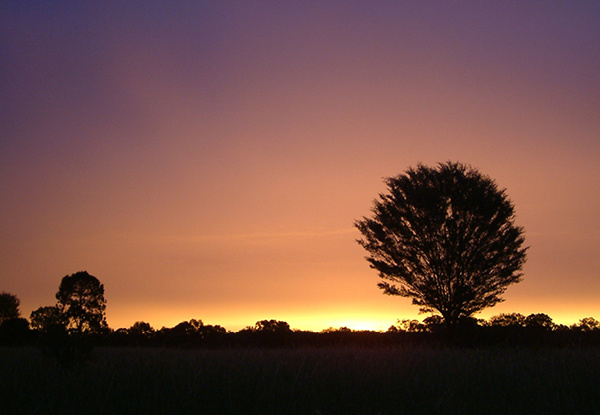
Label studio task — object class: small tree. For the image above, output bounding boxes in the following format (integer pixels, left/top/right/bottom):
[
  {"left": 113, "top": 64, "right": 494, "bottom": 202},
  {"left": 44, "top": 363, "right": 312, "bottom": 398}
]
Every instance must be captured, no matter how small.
[
  {"left": 170, "top": 319, "right": 203, "bottom": 336},
  {"left": 489, "top": 313, "right": 526, "bottom": 327},
  {"left": 251, "top": 320, "right": 292, "bottom": 347},
  {"left": 254, "top": 319, "right": 291, "bottom": 334},
  {"left": 397, "top": 319, "right": 426, "bottom": 333},
  {"left": 128, "top": 321, "right": 154, "bottom": 336},
  {"left": 0, "top": 292, "right": 21, "bottom": 324},
  {"left": 422, "top": 315, "right": 445, "bottom": 333},
  {"left": 56, "top": 271, "right": 107, "bottom": 334},
  {"left": 30, "top": 306, "right": 66, "bottom": 332},
  {"left": 356, "top": 162, "right": 527, "bottom": 330},
  {"left": 524, "top": 313, "right": 556, "bottom": 330},
  {"left": 573, "top": 317, "right": 600, "bottom": 332}
]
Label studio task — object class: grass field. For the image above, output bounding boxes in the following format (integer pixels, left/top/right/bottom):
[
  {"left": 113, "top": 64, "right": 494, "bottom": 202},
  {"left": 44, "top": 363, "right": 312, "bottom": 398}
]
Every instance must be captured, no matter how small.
[{"left": 2, "top": 345, "right": 599, "bottom": 414}]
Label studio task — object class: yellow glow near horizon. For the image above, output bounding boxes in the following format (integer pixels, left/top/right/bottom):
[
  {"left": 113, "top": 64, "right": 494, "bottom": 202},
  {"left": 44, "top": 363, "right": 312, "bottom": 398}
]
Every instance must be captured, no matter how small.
[
  {"left": 105, "top": 302, "right": 404, "bottom": 332},
  {"left": 105, "top": 299, "right": 599, "bottom": 333}
]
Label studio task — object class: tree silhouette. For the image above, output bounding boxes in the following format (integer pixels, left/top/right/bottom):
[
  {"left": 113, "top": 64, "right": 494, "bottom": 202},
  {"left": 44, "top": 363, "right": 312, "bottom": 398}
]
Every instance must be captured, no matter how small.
[
  {"left": 254, "top": 319, "right": 291, "bottom": 334},
  {"left": 30, "top": 306, "right": 66, "bottom": 332},
  {"left": 0, "top": 292, "right": 21, "bottom": 324},
  {"left": 171, "top": 319, "right": 204, "bottom": 335},
  {"left": 56, "top": 271, "right": 107, "bottom": 334},
  {"left": 573, "top": 317, "right": 600, "bottom": 332},
  {"left": 489, "top": 313, "right": 526, "bottom": 327},
  {"left": 524, "top": 313, "right": 555, "bottom": 330},
  {"left": 397, "top": 319, "right": 426, "bottom": 332},
  {"left": 241, "top": 320, "right": 292, "bottom": 347},
  {"left": 356, "top": 162, "right": 527, "bottom": 331},
  {"left": 128, "top": 321, "right": 154, "bottom": 336}
]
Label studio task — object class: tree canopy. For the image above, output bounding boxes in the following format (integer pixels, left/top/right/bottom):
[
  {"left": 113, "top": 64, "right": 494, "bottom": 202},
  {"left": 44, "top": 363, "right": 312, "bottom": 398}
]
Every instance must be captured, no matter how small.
[
  {"left": 356, "top": 161, "right": 528, "bottom": 330},
  {"left": 56, "top": 271, "right": 107, "bottom": 333},
  {"left": 0, "top": 292, "right": 21, "bottom": 324},
  {"left": 30, "top": 306, "right": 66, "bottom": 332}
]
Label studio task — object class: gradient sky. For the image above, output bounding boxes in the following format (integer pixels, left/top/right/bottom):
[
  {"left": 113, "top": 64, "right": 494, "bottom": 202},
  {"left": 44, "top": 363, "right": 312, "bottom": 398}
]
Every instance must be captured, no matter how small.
[{"left": 2, "top": 1, "right": 599, "bottom": 331}]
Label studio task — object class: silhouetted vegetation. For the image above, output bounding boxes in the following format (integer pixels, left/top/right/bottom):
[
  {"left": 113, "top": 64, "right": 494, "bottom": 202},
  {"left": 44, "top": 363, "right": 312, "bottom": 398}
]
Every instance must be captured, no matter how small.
[
  {"left": 29, "top": 305, "right": 66, "bottom": 332},
  {"left": 0, "top": 292, "right": 21, "bottom": 324},
  {"left": 1, "top": 271, "right": 599, "bottom": 350},
  {"left": 22, "top": 271, "right": 107, "bottom": 366},
  {"left": 3, "top": 269, "right": 600, "bottom": 413},
  {"left": 356, "top": 162, "right": 528, "bottom": 331},
  {"left": 56, "top": 271, "right": 107, "bottom": 334},
  {"left": 0, "top": 292, "right": 30, "bottom": 345},
  {"left": 6, "top": 310, "right": 600, "bottom": 352},
  {"left": 8, "top": 313, "right": 600, "bottom": 351}
]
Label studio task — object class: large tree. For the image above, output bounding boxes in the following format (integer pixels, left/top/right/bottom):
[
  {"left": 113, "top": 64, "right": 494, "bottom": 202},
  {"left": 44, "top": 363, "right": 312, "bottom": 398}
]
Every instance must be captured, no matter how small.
[
  {"left": 56, "top": 271, "right": 107, "bottom": 333},
  {"left": 355, "top": 162, "right": 527, "bottom": 330}
]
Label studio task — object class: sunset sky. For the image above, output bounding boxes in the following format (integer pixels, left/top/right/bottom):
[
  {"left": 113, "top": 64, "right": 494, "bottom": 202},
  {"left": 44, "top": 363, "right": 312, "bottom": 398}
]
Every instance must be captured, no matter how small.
[{"left": 2, "top": 1, "right": 599, "bottom": 331}]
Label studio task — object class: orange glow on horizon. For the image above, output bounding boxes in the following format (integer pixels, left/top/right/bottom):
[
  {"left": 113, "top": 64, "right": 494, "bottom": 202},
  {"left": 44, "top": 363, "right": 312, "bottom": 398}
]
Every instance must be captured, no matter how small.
[
  {"left": 105, "top": 298, "right": 598, "bottom": 333},
  {"left": 105, "top": 302, "right": 405, "bottom": 332}
]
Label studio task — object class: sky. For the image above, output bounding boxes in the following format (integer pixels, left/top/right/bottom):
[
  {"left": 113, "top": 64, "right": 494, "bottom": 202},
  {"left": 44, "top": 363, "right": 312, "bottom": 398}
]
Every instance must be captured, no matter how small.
[{"left": 1, "top": 1, "right": 599, "bottom": 332}]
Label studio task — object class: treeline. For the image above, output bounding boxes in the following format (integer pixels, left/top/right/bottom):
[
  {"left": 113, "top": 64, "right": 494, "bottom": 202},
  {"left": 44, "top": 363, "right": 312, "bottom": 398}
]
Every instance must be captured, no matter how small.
[
  {"left": 3, "top": 313, "right": 600, "bottom": 350},
  {"left": 92, "top": 314, "right": 600, "bottom": 349},
  {"left": 2, "top": 270, "right": 600, "bottom": 350}
]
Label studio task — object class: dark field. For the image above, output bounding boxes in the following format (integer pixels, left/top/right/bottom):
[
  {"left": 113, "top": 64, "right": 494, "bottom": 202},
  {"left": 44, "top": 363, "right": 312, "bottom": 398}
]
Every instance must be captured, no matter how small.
[{"left": 2, "top": 346, "right": 600, "bottom": 414}]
